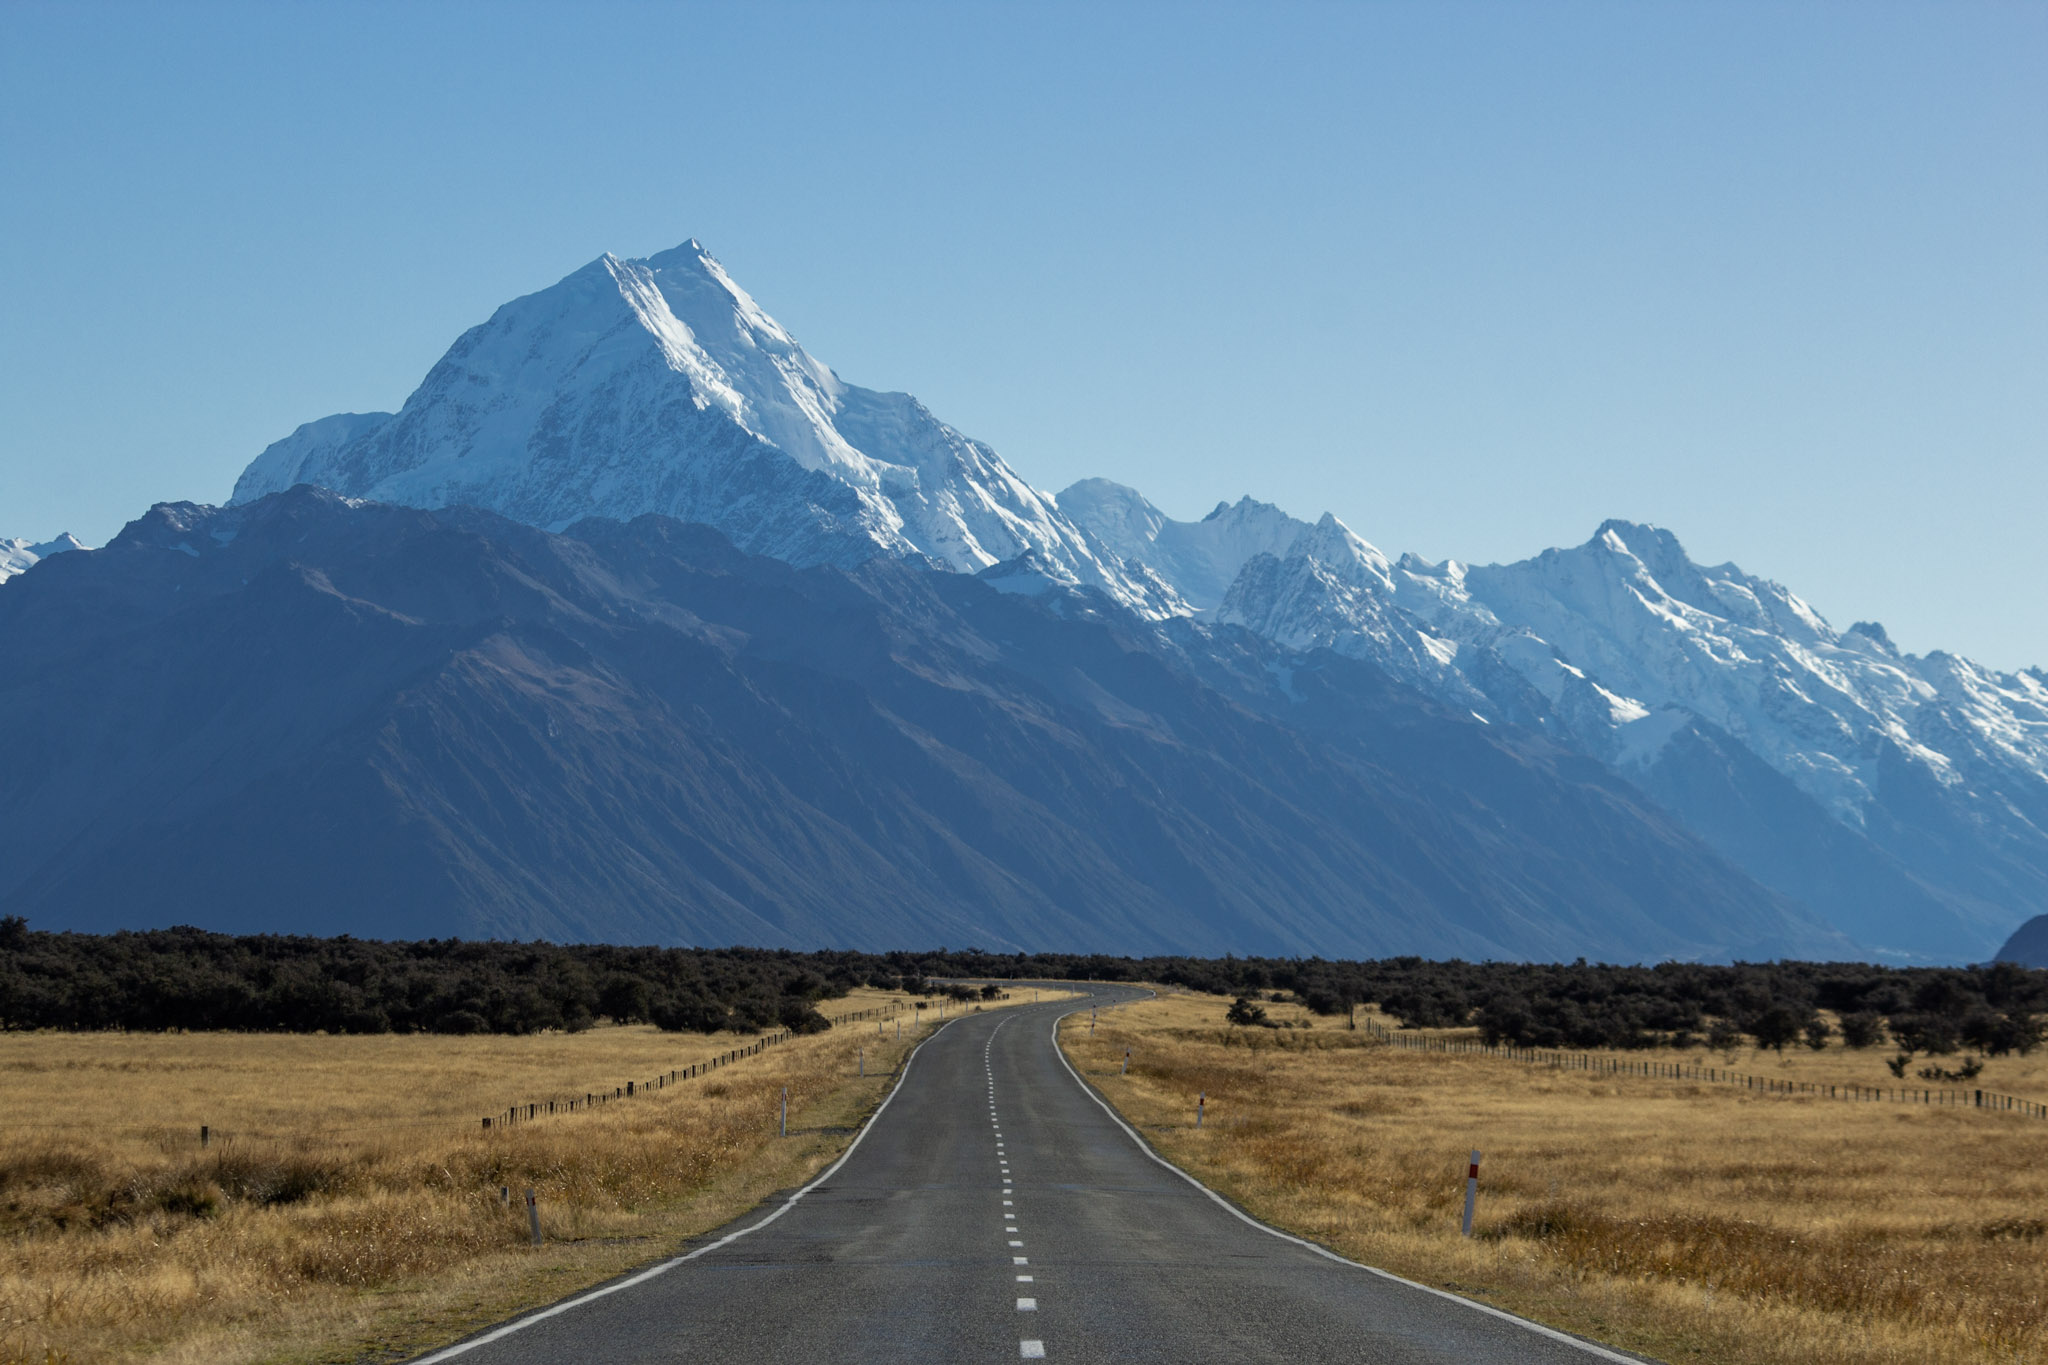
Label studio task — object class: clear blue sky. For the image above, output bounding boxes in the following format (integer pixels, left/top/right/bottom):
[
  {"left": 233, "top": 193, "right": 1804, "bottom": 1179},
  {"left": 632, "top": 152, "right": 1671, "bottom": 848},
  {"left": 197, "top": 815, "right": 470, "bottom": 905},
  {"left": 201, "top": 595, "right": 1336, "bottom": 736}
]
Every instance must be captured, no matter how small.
[{"left": 3, "top": 1, "right": 2042, "bottom": 668}]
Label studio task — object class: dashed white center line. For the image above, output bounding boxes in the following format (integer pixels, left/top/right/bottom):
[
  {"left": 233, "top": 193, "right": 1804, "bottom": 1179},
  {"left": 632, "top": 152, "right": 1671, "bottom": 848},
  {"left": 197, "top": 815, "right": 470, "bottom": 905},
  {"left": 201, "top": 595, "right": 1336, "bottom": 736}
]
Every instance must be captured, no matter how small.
[
  {"left": 1003, "top": 1199, "right": 1013, "bottom": 1206},
  {"left": 1013, "top": 1256, "right": 1029, "bottom": 1265},
  {"left": 1017, "top": 1298, "right": 1038, "bottom": 1311},
  {"left": 1020, "top": 1340, "right": 1046, "bottom": 1359},
  {"left": 1008, "top": 1239, "right": 1024, "bottom": 1247},
  {"left": 1016, "top": 1274, "right": 1034, "bottom": 1282}
]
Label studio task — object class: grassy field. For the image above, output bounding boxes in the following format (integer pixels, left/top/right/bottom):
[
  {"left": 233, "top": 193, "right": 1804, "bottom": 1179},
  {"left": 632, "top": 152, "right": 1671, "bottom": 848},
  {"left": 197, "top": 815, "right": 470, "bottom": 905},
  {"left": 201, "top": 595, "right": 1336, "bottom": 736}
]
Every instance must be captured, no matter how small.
[
  {"left": 0, "top": 986, "right": 1068, "bottom": 1365},
  {"left": 1423, "top": 1015, "right": 2048, "bottom": 1107},
  {"left": 1059, "top": 992, "right": 2048, "bottom": 1365}
]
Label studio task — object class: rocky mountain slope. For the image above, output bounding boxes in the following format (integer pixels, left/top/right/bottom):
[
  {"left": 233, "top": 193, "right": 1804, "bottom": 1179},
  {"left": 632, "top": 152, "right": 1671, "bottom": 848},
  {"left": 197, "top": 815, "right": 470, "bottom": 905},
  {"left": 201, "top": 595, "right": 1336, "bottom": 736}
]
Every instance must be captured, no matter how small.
[{"left": 0, "top": 488, "right": 1848, "bottom": 961}]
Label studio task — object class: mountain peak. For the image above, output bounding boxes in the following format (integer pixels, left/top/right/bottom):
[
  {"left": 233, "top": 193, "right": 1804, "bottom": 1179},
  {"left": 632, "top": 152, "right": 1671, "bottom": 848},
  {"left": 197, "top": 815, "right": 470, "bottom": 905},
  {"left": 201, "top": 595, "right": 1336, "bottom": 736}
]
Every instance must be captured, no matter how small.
[
  {"left": 1591, "top": 518, "right": 1691, "bottom": 568},
  {"left": 229, "top": 241, "right": 1177, "bottom": 617},
  {"left": 1, "top": 530, "right": 91, "bottom": 585}
]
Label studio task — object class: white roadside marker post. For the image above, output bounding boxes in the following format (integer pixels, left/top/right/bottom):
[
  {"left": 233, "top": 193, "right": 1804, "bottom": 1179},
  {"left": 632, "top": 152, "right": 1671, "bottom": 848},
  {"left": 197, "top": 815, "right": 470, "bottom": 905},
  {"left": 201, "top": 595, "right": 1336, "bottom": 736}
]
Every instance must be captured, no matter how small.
[
  {"left": 1461, "top": 1150, "right": 1481, "bottom": 1237},
  {"left": 1197, "top": 1091, "right": 1205, "bottom": 1128},
  {"left": 859, "top": 1047, "right": 865, "bottom": 1077},
  {"left": 524, "top": 1188, "right": 542, "bottom": 1246},
  {"left": 1121, "top": 1048, "right": 1130, "bottom": 1076},
  {"left": 780, "top": 1087, "right": 788, "bottom": 1138}
]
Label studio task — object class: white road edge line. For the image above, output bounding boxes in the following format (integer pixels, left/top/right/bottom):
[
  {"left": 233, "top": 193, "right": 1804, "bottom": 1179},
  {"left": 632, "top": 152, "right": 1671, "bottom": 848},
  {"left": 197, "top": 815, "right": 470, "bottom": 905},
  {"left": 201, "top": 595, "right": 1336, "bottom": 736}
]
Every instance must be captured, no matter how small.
[
  {"left": 413, "top": 1011, "right": 996, "bottom": 1363},
  {"left": 1050, "top": 996, "right": 1648, "bottom": 1365}
]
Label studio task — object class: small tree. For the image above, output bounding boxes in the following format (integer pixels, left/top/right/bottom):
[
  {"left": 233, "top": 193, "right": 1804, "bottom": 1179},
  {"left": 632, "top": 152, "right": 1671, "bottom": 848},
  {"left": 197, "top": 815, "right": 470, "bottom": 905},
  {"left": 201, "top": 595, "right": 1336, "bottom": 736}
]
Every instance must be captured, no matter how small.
[
  {"left": 1802, "top": 1017, "right": 1832, "bottom": 1051},
  {"left": 1707, "top": 1018, "right": 1743, "bottom": 1058},
  {"left": 1748, "top": 1005, "right": 1806, "bottom": 1053},
  {"left": 1890, "top": 1013, "right": 1960, "bottom": 1056},
  {"left": 1962, "top": 1009, "right": 2045, "bottom": 1057},
  {"left": 1838, "top": 1011, "right": 1884, "bottom": 1049},
  {"left": 779, "top": 998, "right": 832, "bottom": 1034},
  {"left": 1226, "top": 996, "right": 1268, "bottom": 1027}
]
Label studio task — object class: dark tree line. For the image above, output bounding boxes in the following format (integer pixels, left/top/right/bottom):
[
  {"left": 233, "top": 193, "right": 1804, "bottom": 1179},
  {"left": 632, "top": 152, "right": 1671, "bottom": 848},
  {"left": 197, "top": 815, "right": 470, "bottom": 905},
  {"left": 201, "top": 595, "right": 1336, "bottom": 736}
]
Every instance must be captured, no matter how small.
[
  {"left": 0, "top": 920, "right": 881, "bottom": 1035},
  {"left": 2, "top": 920, "right": 2043, "bottom": 1051},
  {"left": 849, "top": 947, "right": 2048, "bottom": 1056}
]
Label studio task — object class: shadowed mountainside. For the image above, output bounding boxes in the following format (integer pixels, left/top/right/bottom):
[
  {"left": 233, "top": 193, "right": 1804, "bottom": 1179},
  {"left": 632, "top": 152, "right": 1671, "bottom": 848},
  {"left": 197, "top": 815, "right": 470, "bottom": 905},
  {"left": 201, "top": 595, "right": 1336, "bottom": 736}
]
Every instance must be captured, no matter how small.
[{"left": 0, "top": 488, "right": 1849, "bottom": 960}]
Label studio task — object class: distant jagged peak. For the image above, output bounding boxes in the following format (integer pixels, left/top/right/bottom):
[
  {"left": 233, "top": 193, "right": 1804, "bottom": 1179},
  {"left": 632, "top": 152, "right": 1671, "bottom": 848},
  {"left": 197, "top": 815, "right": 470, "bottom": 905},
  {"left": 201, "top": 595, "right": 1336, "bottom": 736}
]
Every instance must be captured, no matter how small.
[
  {"left": 0, "top": 530, "right": 91, "bottom": 585},
  {"left": 1288, "top": 511, "right": 1394, "bottom": 587},
  {"left": 1544, "top": 517, "right": 1834, "bottom": 644},
  {"left": 1058, "top": 478, "right": 1169, "bottom": 545},
  {"left": 1056, "top": 480, "right": 1307, "bottom": 612},
  {"left": 1591, "top": 516, "right": 1687, "bottom": 561},
  {"left": 1845, "top": 620, "right": 1899, "bottom": 656},
  {"left": 1202, "top": 493, "right": 1291, "bottom": 525}
]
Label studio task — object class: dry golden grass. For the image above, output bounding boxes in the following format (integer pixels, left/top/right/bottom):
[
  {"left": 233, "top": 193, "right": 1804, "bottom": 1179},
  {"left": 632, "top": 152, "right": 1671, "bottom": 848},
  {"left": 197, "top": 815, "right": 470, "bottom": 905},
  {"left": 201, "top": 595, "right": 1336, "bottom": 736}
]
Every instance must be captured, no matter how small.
[
  {"left": 1379, "top": 1011, "right": 2048, "bottom": 1107},
  {"left": 1061, "top": 992, "right": 2048, "bottom": 1365},
  {"left": 0, "top": 987, "right": 1068, "bottom": 1365}
]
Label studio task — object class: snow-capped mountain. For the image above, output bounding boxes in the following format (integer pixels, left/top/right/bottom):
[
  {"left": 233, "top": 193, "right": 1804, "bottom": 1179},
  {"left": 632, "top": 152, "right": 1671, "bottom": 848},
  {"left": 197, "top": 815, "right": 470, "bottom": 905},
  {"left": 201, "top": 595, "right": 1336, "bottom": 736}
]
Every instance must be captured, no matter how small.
[
  {"left": 226, "top": 241, "right": 2044, "bottom": 961},
  {"left": 233, "top": 241, "right": 1180, "bottom": 615},
  {"left": 1058, "top": 479, "right": 1306, "bottom": 610},
  {"left": 1077, "top": 485, "right": 2047, "bottom": 959},
  {"left": 0, "top": 486, "right": 1849, "bottom": 961},
  {"left": 0, "top": 533, "right": 87, "bottom": 586}
]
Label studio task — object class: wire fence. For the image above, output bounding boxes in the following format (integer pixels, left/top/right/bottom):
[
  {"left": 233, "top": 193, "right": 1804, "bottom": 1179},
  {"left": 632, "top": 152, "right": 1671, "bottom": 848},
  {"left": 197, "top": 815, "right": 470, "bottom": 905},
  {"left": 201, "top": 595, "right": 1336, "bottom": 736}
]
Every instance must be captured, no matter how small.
[
  {"left": 478, "top": 1000, "right": 928, "bottom": 1132},
  {"left": 1361, "top": 1021, "right": 2048, "bottom": 1119}
]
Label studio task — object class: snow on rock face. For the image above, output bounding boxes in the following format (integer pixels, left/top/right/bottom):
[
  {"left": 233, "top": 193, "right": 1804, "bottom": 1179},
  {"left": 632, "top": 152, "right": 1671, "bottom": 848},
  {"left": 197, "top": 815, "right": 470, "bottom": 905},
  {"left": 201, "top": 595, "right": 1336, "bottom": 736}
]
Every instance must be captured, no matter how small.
[
  {"left": 232, "top": 241, "right": 1180, "bottom": 615},
  {"left": 0, "top": 533, "right": 88, "bottom": 585},
  {"left": 1216, "top": 512, "right": 1489, "bottom": 709},
  {"left": 1175, "top": 507, "right": 2046, "bottom": 956},
  {"left": 1058, "top": 479, "right": 1308, "bottom": 610},
  {"left": 1451, "top": 520, "right": 2043, "bottom": 823}
]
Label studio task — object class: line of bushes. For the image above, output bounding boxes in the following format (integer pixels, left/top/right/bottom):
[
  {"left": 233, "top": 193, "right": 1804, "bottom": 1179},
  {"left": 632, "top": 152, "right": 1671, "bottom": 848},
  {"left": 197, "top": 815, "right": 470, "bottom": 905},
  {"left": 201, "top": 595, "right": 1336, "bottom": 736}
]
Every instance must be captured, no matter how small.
[
  {"left": 4, "top": 922, "right": 2043, "bottom": 1053},
  {"left": 0, "top": 920, "right": 891, "bottom": 1035}
]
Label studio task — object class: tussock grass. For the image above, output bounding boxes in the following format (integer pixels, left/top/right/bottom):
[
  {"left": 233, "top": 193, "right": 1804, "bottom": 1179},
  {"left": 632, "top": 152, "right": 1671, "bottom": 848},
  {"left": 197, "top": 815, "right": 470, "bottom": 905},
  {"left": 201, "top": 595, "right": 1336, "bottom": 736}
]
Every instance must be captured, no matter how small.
[
  {"left": 0, "top": 988, "right": 1065, "bottom": 1364},
  {"left": 1061, "top": 993, "right": 2048, "bottom": 1364}
]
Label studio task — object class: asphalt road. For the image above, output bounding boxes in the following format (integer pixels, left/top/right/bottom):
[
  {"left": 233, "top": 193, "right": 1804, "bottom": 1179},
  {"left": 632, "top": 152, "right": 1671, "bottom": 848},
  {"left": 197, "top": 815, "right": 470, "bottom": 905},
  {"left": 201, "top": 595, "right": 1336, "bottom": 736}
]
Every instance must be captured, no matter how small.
[{"left": 418, "top": 986, "right": 1649, "bottom": 1364}]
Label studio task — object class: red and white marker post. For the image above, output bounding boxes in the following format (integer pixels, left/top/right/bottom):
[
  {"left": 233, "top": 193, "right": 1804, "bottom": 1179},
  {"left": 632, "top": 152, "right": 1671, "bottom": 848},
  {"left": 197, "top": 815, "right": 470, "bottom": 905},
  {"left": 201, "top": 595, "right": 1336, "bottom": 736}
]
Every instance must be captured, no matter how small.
[{"left": 1461, "top": 1150, "right": 1481, "bottom": 1237}]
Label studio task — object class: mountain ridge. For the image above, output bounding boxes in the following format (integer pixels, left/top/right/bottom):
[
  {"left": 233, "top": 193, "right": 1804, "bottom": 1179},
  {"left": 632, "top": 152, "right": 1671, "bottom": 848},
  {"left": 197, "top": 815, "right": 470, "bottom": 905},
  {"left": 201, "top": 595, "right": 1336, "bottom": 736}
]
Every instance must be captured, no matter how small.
[
  {"left": 0, "top": 487, "right": 1850, "bottom": 962},
  {"left": 173, "top": 236, "right": 2048, "bottom": 961}
]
